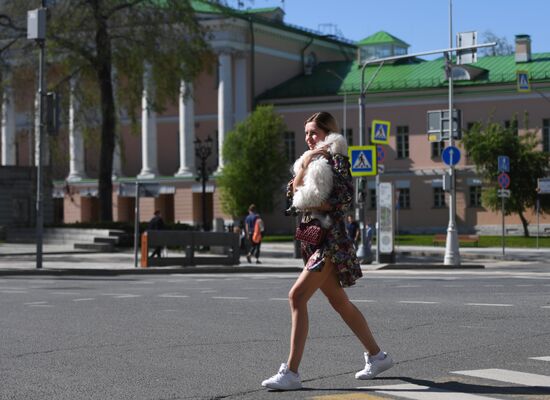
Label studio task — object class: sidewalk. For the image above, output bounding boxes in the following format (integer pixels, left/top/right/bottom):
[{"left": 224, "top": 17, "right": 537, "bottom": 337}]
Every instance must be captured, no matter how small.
[{"left": 0, "top": 241, "right": 548, "bottom": 276}]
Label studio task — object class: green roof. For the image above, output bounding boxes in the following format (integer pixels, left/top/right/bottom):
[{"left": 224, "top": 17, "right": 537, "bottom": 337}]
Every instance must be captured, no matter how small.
[
  {"left": 358, "top": 31, "right": 409, "bottom": 48},
  {"left": 258, "top": 53, "right": 550, "bottom": 100}
]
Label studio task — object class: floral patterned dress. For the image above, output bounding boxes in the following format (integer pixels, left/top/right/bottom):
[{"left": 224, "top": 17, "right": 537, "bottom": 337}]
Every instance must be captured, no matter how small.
[{"left": 287, "top": 153, "right": 362, "bottom": 287}]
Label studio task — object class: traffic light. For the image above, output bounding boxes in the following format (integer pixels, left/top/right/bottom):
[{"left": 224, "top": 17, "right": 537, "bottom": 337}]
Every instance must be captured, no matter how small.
[{"left": 356, "top": 178, "right": 367, "bottom": 203}]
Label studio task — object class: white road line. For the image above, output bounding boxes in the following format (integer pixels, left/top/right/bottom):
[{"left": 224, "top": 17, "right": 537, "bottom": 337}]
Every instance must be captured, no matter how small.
[
  {"left": 395, "top": 285, "right": 422, "bottom": 288},
  {"left": 465, "top": 303, "right": 514, "bottom": 307},
  {"left": 530, "top": 356, "right": 550, "bottom": 362},
  {"left": 28, "top": 304, "right": 54, "bottom": 307},
  {"left": 359, "top": 383, "right": 500, "bottom": 399},
  {"left": 452, "top": 369, "right": 550, "bottom": 388},
  {"left": 0, "top": 290, "right": 28, "bottom": 293},
  {"left": 483, "top": 285, "right": 504, "bottom": 287},
  {"left": 51, "top": 292, "right": 80, "bottom": 295},
  {"left": 158, "top": 294, "right": 189, "bottom": 298},
  {"left": 24, "top": 301, "right": 48, "bottom": 305},
  {"left": 542, "top": 306, "right": 550, "bottom": 309},
  {"left": 399, "top": 301, "right": 439, "bottom": 304},
  {"left": 113, "top": 294, "right": 141, "bottom": 298},
  {"left": 352, "top": 299, "right": 377, "bottom": 303},
  {"left": 269, "top": 298, "right": 288, "bottom": 301},
  {"left": 73, "top": 298, "right": 95, "bottom": 302},
  {"left": 443, "top": 285, "right": 463, "bottom": 288},
  {"left": 200, "top": 290, "right": 218, "bottom": 293},
  {"left": 212, "top": 296, "right": 249, "bottom": 300}
]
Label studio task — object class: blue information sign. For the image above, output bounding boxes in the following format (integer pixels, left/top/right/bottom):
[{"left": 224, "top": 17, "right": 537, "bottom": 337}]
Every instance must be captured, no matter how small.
[
  {"left": 348, "top": 145, "right": 377, "bottom": 177},
  {"left": 441, "top": 146, "right": 461, "bottom": 166},
  {"left": 498, "top": 155, "right": 510, "bottom": 173}
]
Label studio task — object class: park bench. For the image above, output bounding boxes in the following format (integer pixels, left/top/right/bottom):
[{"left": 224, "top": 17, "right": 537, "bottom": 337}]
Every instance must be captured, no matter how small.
[
  {"left": 432, "top": 233, "right": 480, "bottom": 247},
  {"left": 140, "top": 230, "right": 240, "bottom": 267}
]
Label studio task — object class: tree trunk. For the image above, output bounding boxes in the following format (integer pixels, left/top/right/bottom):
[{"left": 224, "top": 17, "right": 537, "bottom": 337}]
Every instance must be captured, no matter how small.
[
  {"left": 94, "top": 13, "right": 115, "bottom": 221},
  {"left": 518, "top": 210, "right": 530, "bottom": 237}
]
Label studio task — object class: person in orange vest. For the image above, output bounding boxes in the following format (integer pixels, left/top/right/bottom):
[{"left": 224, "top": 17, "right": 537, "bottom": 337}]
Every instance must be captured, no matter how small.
[{"left": 244, "top": 204, "right": 264, "bottom": 264}]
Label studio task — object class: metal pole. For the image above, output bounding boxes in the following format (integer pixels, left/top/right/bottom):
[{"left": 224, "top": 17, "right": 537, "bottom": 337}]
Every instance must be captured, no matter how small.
[
  {"left": 537, "top": 194, "right": 540, "bottom": 249},
  {"left": 443, "top": 0, "right": 461, "bottom": 266},
  {"left": 133, "top": 182, "right": 140, "bottom": 268},
  {"left": 501, "top": 193, "right": 505, "bottom": 258},
  {"left": 201, "top": 157, "right": 207, "bottom": 231},
  {"left": 35, "top": 33, "right": 45, "bottom": 270},
  {"left": 376, "top": 173, "right": 380, "bottom": 263},
  {"left": 343, "top": 91, "right": 347, "bottom": 139}
]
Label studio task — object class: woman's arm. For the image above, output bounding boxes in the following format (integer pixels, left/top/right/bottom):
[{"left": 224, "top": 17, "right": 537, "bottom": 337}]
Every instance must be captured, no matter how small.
[{"left": 292, "top": 148, "right": 329, "bottom": 194}]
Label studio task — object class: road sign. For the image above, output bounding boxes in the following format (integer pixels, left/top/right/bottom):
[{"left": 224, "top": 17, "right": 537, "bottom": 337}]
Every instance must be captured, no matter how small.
[
  {"left": 376, "top": 145, "right": 385, "bottom": 163},
  {"left": 348, "top": 145, "right": 377, "bottom": 177},
  {"left": 498, "top": 172, "right": 510, "bottom": 189},
  {"left": 498, "top": 155, "right": 510, "bottom": 172},
  {"left": 441, "top": 146, "right": 461, "bottom": 166},
  {"left": 537, "top": 178, "right": 550, "bottom": 194},
  {"left": 371, "top": 120, "right": 391, "bottom": 144},
  {"left": 498, "top": 189, "right": 511, "bottom": 198},
  {"left": 517, "top": 70, "right": 530, "bottom": 92}
]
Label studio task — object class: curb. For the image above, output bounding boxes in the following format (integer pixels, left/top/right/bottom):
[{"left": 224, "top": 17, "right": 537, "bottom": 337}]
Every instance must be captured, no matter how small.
[{"left": 0, "top": 265, "right": 303, "bottom": 277}]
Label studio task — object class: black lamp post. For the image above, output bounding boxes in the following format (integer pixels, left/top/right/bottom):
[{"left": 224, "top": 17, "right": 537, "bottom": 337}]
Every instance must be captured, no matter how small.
[{"left": 194, "top": 136, "right": 213, "bottom": 231}]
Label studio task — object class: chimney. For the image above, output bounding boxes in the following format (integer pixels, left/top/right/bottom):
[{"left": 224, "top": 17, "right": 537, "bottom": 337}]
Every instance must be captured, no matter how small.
[{"left": 515, "top": 34, "right": 531, "bottom": 63}]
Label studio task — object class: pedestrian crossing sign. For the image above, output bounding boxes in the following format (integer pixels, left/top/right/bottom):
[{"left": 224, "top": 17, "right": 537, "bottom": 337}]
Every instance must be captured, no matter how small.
[
  {"left": 348, "top": 145, "right": 377, "bottom": 176},
  {"left": 517, "top": 70, "right": 530, "bottom": 92},
  {"left": 371, "top": 120, "right": 391, "bottom": 144}
]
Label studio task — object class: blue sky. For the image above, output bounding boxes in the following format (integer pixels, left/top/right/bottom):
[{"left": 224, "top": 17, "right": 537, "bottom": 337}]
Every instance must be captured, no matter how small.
[{"left": 227, "top": 0, "right": 548, "bottom": 57}]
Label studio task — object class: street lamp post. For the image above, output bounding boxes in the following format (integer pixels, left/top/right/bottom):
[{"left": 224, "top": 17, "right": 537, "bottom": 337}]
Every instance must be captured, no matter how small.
[
  {"left": 194, "top": 136, "right": 213, "bottom": 231},
  {"left": 326, "top": 69, "right": 347, "bottom": 138}
]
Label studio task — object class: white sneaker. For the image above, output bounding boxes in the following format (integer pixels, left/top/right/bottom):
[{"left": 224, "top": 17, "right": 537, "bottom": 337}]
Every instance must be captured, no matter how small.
[
  {"left": 355, "top": 352, "right": 394, "bottom": 380},
  {"left": 261, "top": 363, "right": 302, "bottom": 390}
]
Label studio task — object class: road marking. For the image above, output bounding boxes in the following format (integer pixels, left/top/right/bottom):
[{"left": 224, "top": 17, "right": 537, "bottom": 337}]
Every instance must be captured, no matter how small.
[
  {"left": 51, "top": 291, "right": 80, "bottom": 295},
  {"left": 395, "top": 285, "right": 422, "bottom": 288},
  {"left": 310, "top": 393, "right": 387, "bottom": 399},
  {"left": 483, "top": 285, "right": 504, "bottom": 287},
  {"left": 158, "top": 294, "right": 189, "bottom": 298},
  {"left": 359, "top": 383, "right": 500, "bottom": 399},
  {"left": 443, "top": 285, "right": 463, "bottom": 288},
  {"left": 113, "top": 294, "right": 141, "bottom": 298},
  {"left": 73, "top": 298, "right": 95, "bottom": 302},
  {"left": 542, "top": 306, "right": 550, "bottom": 309},
  {"left": 515, "top": 284, "right": 534, "bottom": 287},
  {"left": 452, "top": 369, "right": 550, "bottom": 388},
  {"left": 352, "top": 299, "right": 377, "bottom": 303},
  {"left": 0, "top": 290, "right": 28, "bottom": 293},
  {"left": 465, "top": 303, "right": 513, "bottom": 307},
  {"left": 270, "top": 298, "right": 288, "bottom": 301},
  {"left": 28, "top": 304, "right": 54, "bottom": 307},
  {"left": 212, "top": 296, "right": 249, "bottom": 300},
  {"left": 398, "top": 301, "right": 439, "bottom": 304},
  {"left": 200, "top": 290, "right": 218, "bottom": 293},
  {"left": 24, "top": 301, "right": 48, "bottom": 305},
  {"left": 530, "top": 356, "right": 550, "bottom": 361}
]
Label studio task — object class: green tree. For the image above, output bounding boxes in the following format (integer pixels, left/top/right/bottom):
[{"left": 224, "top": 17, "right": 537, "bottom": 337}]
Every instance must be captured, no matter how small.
[
  {"left": 217, "top": 105, "right": 289, "bottom": 218},
  {"left": 462, "top": 117, "right": 550, "bottom": 236},
  {"left": 0, "top": 0, "right": 213, "bottom": 221}
]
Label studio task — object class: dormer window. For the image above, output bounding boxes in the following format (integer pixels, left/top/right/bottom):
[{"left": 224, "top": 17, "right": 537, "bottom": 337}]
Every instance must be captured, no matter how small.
[{"left": 358, "top": 31, "right": 409, "bottom": 63}]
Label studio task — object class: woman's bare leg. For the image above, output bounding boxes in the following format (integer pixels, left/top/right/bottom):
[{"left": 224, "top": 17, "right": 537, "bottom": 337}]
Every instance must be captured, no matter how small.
[
  {"left": 320, "top": 259, "right": 381, "bottom": 355},
  {"left": 286, "top": 264, "right": 334, "bottom": 373}
]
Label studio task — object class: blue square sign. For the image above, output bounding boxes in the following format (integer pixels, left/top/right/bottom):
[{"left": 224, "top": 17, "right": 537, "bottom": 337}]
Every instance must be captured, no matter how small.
[{"left": 348, "top": 145, "right": 377, "bottom": 176}]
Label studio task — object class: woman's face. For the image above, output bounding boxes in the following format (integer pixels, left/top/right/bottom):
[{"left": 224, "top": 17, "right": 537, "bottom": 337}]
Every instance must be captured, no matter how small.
[{"left": 304, "top": 121, "right": 328, "bottom": 150}]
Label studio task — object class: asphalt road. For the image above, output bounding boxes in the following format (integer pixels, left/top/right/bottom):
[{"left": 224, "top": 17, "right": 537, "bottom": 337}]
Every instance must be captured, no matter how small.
[{"left": 1, "top": 264, "right": 549, "bottom": 400}]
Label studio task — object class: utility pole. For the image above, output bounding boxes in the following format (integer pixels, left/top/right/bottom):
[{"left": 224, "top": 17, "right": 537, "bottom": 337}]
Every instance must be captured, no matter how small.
[
  {"left": 27, "top": 2, "right": 47, "bottom": 269},
  {"left": 444, "top": 0, "right": 460, "bottom": 265}
]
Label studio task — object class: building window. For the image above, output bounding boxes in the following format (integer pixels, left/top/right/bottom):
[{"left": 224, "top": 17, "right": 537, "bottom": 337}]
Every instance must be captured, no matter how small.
[
  {"left": 543, "top": 119, "right": 550, "bottom": 153},
  {"left": 433, "top": 187, "right": 446, "bottom": 208},
  {"left": 397, "top": 188, "right": 410, "bottom": 209},
  {"left": 396, "top": 125, "right": 409, "bottom": 158},
  {"left": 431, "top": 141, "right": 445, "bottom": 158},
  {"left": 342, "top": 128, "right": 353, "bottom": 147},
  {"left": 283, "top": 131, "right": 295, "bottom": 163},
  {"left": 369, "top": 189, "right": 376, "bottom": 210},
  {"left": 469, "top": 185, "right": 482, "bottom": 207}
]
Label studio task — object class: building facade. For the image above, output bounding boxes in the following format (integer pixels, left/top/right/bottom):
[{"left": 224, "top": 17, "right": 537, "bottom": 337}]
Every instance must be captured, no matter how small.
[{"left": 1, "top": 1, "right": 550, "bottom": 235}]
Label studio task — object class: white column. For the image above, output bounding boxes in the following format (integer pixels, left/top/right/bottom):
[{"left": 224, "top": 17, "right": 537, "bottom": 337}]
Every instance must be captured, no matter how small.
[
  {"left": 34, "top": 92, "right": 49, "bottom": 167},
  {"left": 138, "top": 65, "right": 158, "bottom": 179},
  {"left": 234, "top": 56, "right": 248, "bottom": 124},
  {"left": 216, "top": 51, "right": 233, "bottom": 172},
  {"left": 111, "top": 68, "right": 123, "bottom": 179},
  {"left": 1, "top": 81, "right": 16, "bottom": 165},
  {"left": 175, "top": 80, "right": 195, "bottom": 177},
  {"left": 67, "top": 77, "right": 86, "bottom": 181}
]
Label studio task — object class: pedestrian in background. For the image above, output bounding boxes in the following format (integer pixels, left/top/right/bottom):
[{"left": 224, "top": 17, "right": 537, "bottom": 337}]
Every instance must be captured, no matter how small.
[
  {"left": 147, "top": 210, "right": 164, "bottom": 258},
  {"left": 261, "top": 111, "right": 393, "bottom": 391},
  {"left": 244, "top": 204, "right": 260, "bottom": 263},
  {"left": 346, "top": 214, "right": 360, "bottom": 247}
]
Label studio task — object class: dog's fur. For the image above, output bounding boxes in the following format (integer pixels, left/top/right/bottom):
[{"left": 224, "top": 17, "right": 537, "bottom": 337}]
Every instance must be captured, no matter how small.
[{"left": 291, "top": 133, "right": 347, "bottom": 224}]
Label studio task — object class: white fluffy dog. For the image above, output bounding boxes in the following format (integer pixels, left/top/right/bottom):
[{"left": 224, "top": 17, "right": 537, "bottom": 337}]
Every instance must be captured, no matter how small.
[{"left": 292, "top": 133, "right": 348, "bottom": 218}]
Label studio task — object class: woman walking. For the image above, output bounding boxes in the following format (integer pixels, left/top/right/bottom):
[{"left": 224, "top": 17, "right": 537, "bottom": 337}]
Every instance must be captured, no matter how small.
[{"left": 261, "top": 112, "right": 393, "bottom": 391}]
